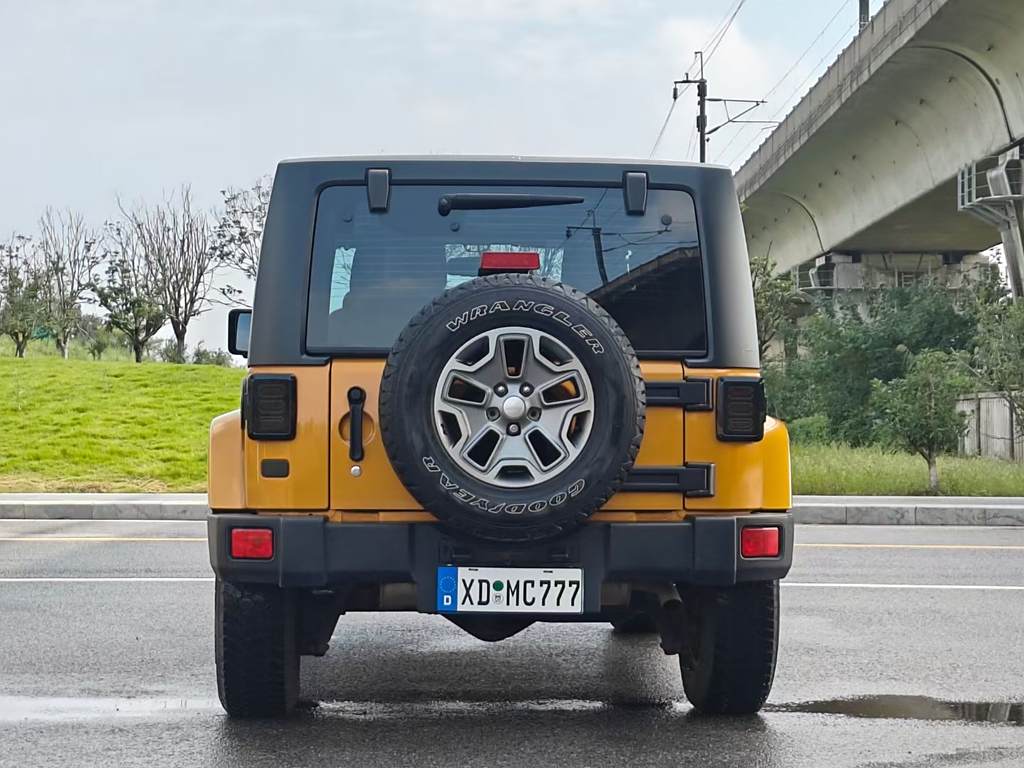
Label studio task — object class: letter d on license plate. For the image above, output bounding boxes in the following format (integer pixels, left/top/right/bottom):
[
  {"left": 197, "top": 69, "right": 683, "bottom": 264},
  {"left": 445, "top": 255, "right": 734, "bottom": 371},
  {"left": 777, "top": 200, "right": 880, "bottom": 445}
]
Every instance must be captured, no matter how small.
[{"left": 436, "top": 566, "right": 584, "bottom": 614}]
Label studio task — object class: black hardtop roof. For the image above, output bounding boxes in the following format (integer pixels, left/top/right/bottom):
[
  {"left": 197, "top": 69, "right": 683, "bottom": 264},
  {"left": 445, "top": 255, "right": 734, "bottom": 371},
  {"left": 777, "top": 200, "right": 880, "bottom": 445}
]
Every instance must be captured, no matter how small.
[
  {"left": 249, "top": 155, "right": 758, "bottom": 369},
  {"left": 274, "top": 155, "right": 732, "bottom": 187}
]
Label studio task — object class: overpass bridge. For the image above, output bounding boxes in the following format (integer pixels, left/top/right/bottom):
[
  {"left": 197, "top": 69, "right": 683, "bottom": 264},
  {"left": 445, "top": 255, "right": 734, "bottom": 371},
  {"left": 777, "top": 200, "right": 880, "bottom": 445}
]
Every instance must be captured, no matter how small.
[{"left": 735, "top": 0, "right": 1024, "bottom": 294}]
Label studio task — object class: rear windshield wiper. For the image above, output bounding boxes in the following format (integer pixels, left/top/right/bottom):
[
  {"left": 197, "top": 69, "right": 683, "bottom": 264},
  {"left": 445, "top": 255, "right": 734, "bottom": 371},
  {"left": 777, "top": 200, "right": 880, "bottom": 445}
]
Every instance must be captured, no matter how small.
[{"left": 438, "top": 193, "right": 585, "bottom": 216}]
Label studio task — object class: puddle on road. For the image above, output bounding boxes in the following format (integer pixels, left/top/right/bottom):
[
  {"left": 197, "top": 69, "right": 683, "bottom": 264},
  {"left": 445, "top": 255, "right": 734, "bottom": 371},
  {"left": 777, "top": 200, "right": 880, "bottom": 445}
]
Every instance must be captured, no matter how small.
[
  {"left": 3, "top": 693, "right": 1021, "bottom": 727},
  {"left": 766, "top": 695, "right": 1024, "bottom": 726}
]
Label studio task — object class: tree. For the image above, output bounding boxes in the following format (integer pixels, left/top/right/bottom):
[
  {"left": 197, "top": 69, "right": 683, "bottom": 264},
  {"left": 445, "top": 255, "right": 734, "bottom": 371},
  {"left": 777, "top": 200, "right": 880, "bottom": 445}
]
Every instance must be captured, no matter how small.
[
  {"left": 37, "top": 208, "right": 101, "bottom": 358},
  {"left": 0, "top": 235, "right": 45, "bottom": 357},
  {"left": 212, "top": 176, "right": 271, "bottom": 304},
  {"left": 748, "top": 251, "right": 806, "bottom": 361},
  {"left": 969, "top": 298, "right": 1024, "bottom": 440},
  {"left": 77, "top": 314, "right": 121, "bottom": 360},
  {"left": 133, "top": 187, "right": 218, "bottom": 362},
  {"left": 94, "top": 218, "right": 166, "bottom": 363},
  {"left": 803, "top": 282, "right": 977, "bottom": 444},
  {"left": 871, "top": 350, "right": 969, "bottom": 493}
]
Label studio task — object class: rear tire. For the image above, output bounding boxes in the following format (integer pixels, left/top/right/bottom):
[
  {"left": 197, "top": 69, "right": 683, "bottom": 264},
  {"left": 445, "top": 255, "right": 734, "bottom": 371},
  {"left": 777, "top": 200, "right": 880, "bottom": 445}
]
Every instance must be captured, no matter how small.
[
  {"left": 215, "top": 578, "right": 300, "bottom": 718},
  {"left": 680, "top": 580, "right": 779, "bottom": 715}
]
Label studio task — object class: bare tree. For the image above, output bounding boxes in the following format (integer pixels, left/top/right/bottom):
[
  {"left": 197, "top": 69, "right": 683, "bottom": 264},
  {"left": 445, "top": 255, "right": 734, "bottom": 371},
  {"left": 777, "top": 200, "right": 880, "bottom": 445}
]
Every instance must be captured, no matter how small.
[
  {"left": 94, "top": 216, "right": 165, "bottom": 363},
  {"left": 0, "top": 234, "right": 45, "bottom": 357},
  {"left": 37, "top": 208, "right": 101, "bottom": 358},
  {"left": 133, "top": 187, "right": 218, "bottom": 362},
  {"left": 212, "top": 176, "right": 271, "bottom": 304}
]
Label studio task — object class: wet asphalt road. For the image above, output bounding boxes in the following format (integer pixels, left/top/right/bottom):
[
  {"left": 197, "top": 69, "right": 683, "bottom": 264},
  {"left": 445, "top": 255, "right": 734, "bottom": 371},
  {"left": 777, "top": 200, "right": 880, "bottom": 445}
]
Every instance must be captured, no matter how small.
[{"left": 1, "top": 521, "right": 1024, "bottom": 767}]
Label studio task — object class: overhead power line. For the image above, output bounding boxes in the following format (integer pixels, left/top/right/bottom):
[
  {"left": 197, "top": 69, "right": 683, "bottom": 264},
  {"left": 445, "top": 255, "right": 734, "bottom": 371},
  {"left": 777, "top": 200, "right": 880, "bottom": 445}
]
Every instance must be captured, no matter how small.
[
  {"left": 714, "top": 0, "right": 851, "bottom": 163},
  {"left": 703, "top": 0, "right": 749, "bottom": 65},
  {"left": 722, "top": 17, "right": 858, "bottom": 168},
  {"left": 648, "top": 0, "right": 749, "bottom": 158}
]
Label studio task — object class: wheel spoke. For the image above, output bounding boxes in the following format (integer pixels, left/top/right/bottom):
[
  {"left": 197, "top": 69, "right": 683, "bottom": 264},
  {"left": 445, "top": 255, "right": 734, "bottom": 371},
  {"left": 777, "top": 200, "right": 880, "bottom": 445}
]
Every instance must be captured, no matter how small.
[{"left": 535, "top": 371, "right": 587, "bottom": 408}]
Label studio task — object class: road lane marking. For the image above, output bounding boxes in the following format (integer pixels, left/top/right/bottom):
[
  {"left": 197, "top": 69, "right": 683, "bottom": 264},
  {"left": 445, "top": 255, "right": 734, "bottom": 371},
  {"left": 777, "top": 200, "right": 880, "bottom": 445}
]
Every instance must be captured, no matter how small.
[
  {"left": 0, "top": 577, "right": 213, "bottom": 583},
  {"left": 0, "top": 536, "right": 205, "bottom": 542},
  {"left": 0, "top": 578, "right": 1022, "bottom": 591},
  {"left": 784, "top": 582, "right": 1024, "bottom": 591},
  {"left": 797, "top": 543, "right": 1024, "bottom": 551}
]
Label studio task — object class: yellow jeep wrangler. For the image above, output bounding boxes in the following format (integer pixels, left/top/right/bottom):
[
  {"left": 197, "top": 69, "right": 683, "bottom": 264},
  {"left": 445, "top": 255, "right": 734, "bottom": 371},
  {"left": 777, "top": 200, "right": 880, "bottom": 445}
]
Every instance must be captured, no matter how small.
[{"left": 208, "top": 157, "right": 792, "bottom": 718}]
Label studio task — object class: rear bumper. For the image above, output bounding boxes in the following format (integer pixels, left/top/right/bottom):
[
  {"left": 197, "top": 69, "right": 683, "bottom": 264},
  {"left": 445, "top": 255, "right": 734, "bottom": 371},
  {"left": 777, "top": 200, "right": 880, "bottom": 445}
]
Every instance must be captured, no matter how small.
[{"left": 208, "top": 512, "right": 793, "bottom": 614}]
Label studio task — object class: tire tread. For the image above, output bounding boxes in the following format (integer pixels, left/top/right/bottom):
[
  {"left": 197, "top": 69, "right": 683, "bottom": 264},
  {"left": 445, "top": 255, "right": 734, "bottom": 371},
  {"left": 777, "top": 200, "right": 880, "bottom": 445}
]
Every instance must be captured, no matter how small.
[
  {"left": 215, "top": 578, "right": 299, "bottom": 718},
  {"left": 681, "top": 580, "right": 779, "bottom": 714}
]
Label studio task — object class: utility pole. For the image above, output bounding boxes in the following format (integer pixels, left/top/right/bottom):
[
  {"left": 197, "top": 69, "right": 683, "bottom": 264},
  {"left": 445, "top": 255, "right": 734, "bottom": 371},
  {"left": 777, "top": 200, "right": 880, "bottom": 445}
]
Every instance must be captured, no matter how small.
[
  {"left": 859, "top": 0, "right": 870, "bottom": 29},
  {"left": 673, "top": 51, "right": 774, "bottom": 164},
  {"left": 674, "top": 53, "right": 708, "bottom": 162}
]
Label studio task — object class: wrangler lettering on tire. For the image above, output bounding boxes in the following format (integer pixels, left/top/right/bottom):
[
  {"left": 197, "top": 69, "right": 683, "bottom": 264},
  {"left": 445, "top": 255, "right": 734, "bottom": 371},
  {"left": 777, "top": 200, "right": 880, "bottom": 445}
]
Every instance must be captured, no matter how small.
[{"left": 379, "top": 273, "right": 645, "bottom": 543}]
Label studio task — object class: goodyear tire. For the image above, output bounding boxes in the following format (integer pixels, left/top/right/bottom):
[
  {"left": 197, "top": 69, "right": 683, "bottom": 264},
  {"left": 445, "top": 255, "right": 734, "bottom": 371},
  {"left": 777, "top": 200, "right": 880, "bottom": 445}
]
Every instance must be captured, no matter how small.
[
  {"left": 380, "top": 273, "right": 645, "bottom": 543},
  {"left": 215, "top": 578, "right": 300, "bottom": 718},
  {"left": 680, "top": 580, "right": 780, "bottom": 714}
]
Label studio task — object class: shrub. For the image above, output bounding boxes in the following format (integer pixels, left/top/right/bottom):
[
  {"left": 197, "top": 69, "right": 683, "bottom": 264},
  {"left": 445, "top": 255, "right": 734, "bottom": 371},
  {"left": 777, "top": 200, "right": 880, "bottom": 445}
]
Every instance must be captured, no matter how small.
[
  {"left": 191, "top": 344, "right": 233, "bottom": 367},
  {"left": 786, "top": 414, "right": 831, "bottom": 445}
]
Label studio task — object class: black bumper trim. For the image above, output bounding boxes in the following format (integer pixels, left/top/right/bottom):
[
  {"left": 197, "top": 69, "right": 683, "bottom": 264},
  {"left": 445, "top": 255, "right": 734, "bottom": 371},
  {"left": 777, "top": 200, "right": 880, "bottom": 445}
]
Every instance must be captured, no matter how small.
[{"left": 208, "top": 512, "right": 793, "bottom": 613}]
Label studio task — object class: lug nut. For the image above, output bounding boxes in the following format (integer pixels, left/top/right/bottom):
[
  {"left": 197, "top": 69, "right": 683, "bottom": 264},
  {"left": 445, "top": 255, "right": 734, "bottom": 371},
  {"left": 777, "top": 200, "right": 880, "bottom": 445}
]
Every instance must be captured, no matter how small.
[
  {"left": 507, "top": 423, "right": 520, "bottom": 436},
  {"left": 486, "top": 407, "right": 500, "bottom": 421},
  {"left": 527, "top": 407, "right": 542, "bottom": 421},
  {"left": 494, "top": 383, "right": 508, "bottom": 396},
  {"left": 520, "top": 383, "right": 533, "bottom": 396}
]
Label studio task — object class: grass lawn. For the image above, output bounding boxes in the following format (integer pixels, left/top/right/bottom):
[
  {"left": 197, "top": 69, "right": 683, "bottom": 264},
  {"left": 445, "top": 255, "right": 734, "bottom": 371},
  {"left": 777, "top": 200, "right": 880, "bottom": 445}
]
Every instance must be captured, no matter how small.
[
  {"left": 0, "top": 358, "right": 243, "bottom": 492},
  {"left": 793, "top": 443, "right": 1024, "bottom": 497}
]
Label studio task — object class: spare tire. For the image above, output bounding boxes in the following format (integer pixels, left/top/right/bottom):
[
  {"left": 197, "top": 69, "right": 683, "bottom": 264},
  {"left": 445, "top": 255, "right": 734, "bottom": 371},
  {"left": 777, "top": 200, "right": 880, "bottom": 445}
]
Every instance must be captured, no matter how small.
[{"left": 379, "top": 273, "right": 645, "bottom": 543}]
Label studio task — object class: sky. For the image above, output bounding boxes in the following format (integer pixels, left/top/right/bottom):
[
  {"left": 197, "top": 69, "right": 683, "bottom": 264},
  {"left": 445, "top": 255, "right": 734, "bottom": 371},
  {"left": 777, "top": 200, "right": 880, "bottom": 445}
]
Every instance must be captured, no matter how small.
[{"left": 1, "top": 0, "right": 883, "bottom": 351}]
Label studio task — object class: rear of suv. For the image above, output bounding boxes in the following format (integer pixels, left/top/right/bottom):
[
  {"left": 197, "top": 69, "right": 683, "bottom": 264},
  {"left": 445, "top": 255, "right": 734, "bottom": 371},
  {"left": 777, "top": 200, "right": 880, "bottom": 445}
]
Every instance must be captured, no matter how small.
[{"left": 208, "top": 156, "right": 793, "bottom": 718}]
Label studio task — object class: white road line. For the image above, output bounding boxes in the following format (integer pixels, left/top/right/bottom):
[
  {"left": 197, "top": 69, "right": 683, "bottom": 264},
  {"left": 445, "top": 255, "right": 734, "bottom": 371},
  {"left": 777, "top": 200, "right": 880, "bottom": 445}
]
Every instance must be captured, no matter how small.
[
  {"left": 784, "top": 582, "right": 1024, "bottom": 591},
  {"left": 0, "top": 520, "right": 205, "bottom": 528},
  {"left": 0, "top": 537, "right": 205, "bottom": 542},
  {"left": 796, "top": 543, "right": 1024, "bottom": 551},
  {"left": 0, "top": 577, "right": 213, "bottom": 583},
  {"left": 0, "top": 578, "right": 1021, "bottom": 591}
]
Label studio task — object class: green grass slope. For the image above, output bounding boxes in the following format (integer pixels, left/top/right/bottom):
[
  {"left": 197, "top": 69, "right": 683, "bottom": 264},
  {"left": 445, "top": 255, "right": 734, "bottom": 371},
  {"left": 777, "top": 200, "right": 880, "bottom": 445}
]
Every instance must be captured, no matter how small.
[
  {"left": 0, "top": 359, "right": 243, "bottom": 492},
  {"left": 0, "top": 358, "right": 1020, "bottom": 495}
]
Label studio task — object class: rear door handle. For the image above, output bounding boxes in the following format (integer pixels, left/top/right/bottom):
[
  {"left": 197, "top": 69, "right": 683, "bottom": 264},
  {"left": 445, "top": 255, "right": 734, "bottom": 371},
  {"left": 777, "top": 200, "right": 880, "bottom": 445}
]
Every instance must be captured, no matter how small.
[{"left": 347, "top": 387, "right": 366, "bottom": 462}]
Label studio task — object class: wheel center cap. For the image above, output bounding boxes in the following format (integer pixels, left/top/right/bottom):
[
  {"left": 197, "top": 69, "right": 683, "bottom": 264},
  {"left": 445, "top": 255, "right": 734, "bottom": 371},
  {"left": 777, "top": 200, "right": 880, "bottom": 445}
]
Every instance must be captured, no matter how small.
[{"left": 501, "top": 395, "right": 527, "bottom": 420}]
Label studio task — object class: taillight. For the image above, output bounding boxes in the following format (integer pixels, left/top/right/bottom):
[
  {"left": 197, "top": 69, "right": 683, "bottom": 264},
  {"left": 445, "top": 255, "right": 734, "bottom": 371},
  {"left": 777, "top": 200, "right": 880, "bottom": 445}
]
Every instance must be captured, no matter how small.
[
  {"left": 740, "top": 526, "right": 780, "bottom": 558},
  {"left": 245, "top": 374, "right": 297, "bottom": 440},
  {"left": 717, "top": 377, "right": 766, "bottom": 442},
  {"left": 230, "top": 528, "right": 274, "bottom": 560}
]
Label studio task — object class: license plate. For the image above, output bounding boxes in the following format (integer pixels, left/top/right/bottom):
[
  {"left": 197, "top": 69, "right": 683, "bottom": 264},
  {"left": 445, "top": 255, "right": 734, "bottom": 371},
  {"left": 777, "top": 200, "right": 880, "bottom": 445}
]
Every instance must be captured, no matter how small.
[{"left": 436, "top": 566, "right": 584, "bottom": 614}]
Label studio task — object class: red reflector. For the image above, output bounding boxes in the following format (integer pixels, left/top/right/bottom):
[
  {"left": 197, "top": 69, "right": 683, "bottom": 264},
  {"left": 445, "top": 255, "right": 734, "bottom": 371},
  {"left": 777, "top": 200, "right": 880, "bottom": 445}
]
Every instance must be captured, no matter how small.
[
  {"left": 740, "top": 527, "right": 780, "bottom": 558},
  {"left": 480, "top": 251, "right": 540, "bottom": 272},
  {"left": 230, "top": 528, "right": 274, "bottom": 560}
]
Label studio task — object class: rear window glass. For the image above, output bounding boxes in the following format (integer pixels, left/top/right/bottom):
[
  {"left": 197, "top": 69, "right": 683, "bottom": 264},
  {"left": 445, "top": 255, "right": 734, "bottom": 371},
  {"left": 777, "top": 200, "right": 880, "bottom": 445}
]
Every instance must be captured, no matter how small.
[{"left": 306, "top": 184, "right": 706, "bottom": 354}]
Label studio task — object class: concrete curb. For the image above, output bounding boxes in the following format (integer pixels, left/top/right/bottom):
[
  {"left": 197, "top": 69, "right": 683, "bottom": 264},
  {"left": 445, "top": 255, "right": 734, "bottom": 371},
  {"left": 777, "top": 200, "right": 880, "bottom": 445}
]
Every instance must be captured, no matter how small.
[
  {"left": 0, "top": 494, "right": 1022, "bottom": 525},
  {"left": 792, "top": 496, "right": 1024, "bottom": 526}
]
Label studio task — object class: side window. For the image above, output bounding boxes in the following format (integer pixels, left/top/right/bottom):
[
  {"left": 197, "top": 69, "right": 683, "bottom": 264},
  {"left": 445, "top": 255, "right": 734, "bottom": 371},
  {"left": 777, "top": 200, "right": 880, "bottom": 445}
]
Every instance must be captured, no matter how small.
[{"left": 329, "top": 247, "right": 355, "bottom": 312}]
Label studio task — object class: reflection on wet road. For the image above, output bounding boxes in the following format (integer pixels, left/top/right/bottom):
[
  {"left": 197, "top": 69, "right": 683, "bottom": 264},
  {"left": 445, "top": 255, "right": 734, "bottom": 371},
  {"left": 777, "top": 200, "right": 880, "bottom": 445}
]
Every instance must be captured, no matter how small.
[{"left": 3, "top": 521, "right": 1024, "bottom": 767}]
